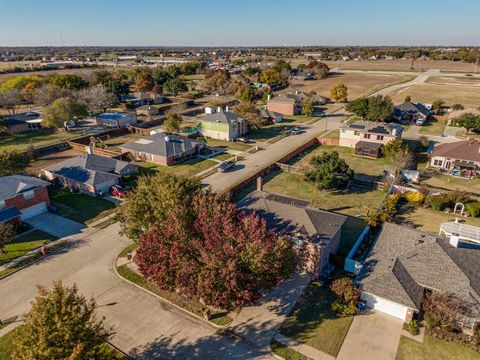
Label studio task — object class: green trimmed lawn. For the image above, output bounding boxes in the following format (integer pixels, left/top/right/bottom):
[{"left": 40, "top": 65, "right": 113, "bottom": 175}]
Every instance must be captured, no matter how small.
[
  {"left": 248, "top": 124, "right": 297, "bottom": 142},
  {"left": 49, "top": 187, "right": 116, "bottom": 225},
  {"left": 280, "top": 281, "right": 353, "bottom": 357},
  {"left": 136, "top": 157, "right": 216, "bottom": 178},
  {"left": 396, "top": 335, "right": 480, "bottom": 360},
  {"left": 0, "top": 128, "right": 78, "bottom": 152},
  {"left": 262, "top": 171, "right": 385, "bottom": 217},
  {"left": 422, "top": 173, "right": 480, "bottom": 194},
  {"left": 419, "top": 116, "right": 448, "bottom": 135},
  {"left": 282, "top": 114, "right": 318, "bottom": 124},
  {"left": 270, "top": 340, "right": 310, "bottom": 360},
  {"left": 205, "top": 138, "right": 252, "bottom": 152},
  {"left": 0, "top": 231, "right": 56, "bottom": 266}
]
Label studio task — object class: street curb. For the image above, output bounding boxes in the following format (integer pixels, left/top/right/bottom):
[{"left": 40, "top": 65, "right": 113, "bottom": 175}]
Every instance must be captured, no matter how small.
[{"left": 113, "top": 256, "right": 230, "bottom": 331}]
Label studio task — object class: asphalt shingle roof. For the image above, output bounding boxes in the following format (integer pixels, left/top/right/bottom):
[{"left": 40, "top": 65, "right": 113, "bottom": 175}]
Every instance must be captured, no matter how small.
[
  {"left": 200, "top": 111, "right": 243, "bottom": 125},
  {"left": 432, "top": 140, "right": 480, "bottom": 163},
  {"left": 120, "top": 133, "right": 204, "bottom": 158},
  {"left": 395, "top": 102, "right": 431, "bottom": 117},
  {"left": 0, "top": 175, "right": 50, "bottom": 202}
]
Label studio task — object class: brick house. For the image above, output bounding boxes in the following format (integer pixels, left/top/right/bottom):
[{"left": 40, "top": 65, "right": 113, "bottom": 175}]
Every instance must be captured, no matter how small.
[
  {"left": 120, "top": 133, "right": 205, "bottom": 166},
  {"left": 240, "top": 191, "right": 346, "bottom": 277},
  {"left": 267, "top": 92, "right": 327, "bottom": 116},
  {"left": 2, "top": 112, "right": 43, "bottom": 134},
  {"left": 0, "top": 175, "right": 51, "bottom": 223},
  {"left": 430, "top": 140, "right": 480, "bottom": 177}
]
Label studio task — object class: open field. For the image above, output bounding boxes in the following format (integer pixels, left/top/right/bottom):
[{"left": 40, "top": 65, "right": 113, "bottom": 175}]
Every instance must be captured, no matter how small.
[
  {"left": 280, "top": 281, "right": 353, "bottom": 357},
  {"left": 0, "top": 60, "right": 41, "bottom": 70},
  {"left": 396, "top": 335, "right": 480, "bottom": 360},
  {"left": 389, "top": 83, "right": 480, "bottom": 108},
  {"left": 0, "top": 230, "right": 56, "bottom": 266},
  {"left": 27, "top": 148, "right": 84, "bottom": 175},
  {"left": 0, "top": 129, "right": 79, "bottom": 152},
  {"left": 427, "top": 76, "right": 480, "bottom": 86},
  {"left": 290, "top": 73, "right": 413, "bottom": 99}
]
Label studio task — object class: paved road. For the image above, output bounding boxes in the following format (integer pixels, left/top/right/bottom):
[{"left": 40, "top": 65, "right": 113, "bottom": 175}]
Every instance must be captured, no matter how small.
[{"left": 0, "top": 223, "right": 273, "bottom": 360}]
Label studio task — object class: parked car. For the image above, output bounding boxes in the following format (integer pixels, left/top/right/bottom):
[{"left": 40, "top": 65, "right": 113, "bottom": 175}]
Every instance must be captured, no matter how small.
[
  {"left": 110, "top": 184, "right": 128, "bottom": 197},
  {"left": 291, "top": 127, "right": 302, "bottom": 135},
  {"left": 218, "top": 161, "right": 235, "bottom": 172},
  {"left": 235, "top": 137, "right": 250, "bottom": 143}
]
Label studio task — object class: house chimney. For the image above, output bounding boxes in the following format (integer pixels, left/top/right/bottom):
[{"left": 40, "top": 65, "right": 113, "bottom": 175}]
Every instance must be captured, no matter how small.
[
  {"left": 256, "top": 177, "right": 263, "bottom": 191},
  {"left": 449, "top": 233, "right": 460, "bottom": 248}
]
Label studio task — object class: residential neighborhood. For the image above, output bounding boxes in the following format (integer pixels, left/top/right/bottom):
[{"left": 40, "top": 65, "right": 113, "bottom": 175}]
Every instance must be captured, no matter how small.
[{"left": 1, "top": 2, "right": 480, "bottom": 360}]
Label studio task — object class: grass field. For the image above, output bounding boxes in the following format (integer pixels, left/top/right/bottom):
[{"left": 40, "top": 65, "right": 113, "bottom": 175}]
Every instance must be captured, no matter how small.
[
  {"left": 136, "top": 157, "right": 217, "bottom": 178},
  {"left": 0, "top": 128, "right": 79, "bottom": 152},
  {"left": 426, "top": 76, "right": 480, "bottom": 86},
  {"left": 0, "top": 231, "right": 56, "bottom": 266},
  {"left": 422, "top": 173, "right": 480, "bottom": 194},
  {"left": 248, "top": 124, "right": 297, "bottom": 142},
  {"left": 419, "top": 116, "right": 448, "bottom": 135},
  {"left": 396, "top": 335, "right": 480, "bottom": 360},
  {"left": 290, "top": 73, "right": 413, "bottom": 99},
  {"left": 389, "top": 83, "right": 480, "bottom": 108},
  {"left": 49, "top": 187, "right": 116, "bottom": 225},
  {"left": 280, "top": 281, "right": 353, "bottom": 357}
]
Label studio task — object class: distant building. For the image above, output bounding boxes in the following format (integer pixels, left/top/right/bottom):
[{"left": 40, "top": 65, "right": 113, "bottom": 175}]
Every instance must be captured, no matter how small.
[
  {"left": 96, "top": 112, "right": 137, "bottom": 128},
  {"left": 2, "top": 112, "right": 42, "bottom": 134},
  {"left": 339, "top": 121, "right": 403, "bottom": 158},
  {"left": 260, "top": 109, "right": 283, "bottom": 124},
  {"left": 120, "top": 133, "right": 205, "bottom": 166},
  {"left": 136, "top": 105, "right": 160, "bottom": 117},
  {"left": 197, "top": 110, "right": 247, "bottom": 141}
]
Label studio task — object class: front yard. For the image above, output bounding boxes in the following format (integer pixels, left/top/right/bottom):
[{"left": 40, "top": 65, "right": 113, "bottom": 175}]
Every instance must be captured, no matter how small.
[
  {"left": 135, "top": 157, "right": 217, "bottom": 178},
  {"left": 0, "top": 230, "right": 56, "bottom": 266},
  {"left": 396, "top": 335, "right": 480, "bottom": 360},
  {"left": 49, "top": 187, "right": 116, "bottom": 225},
  {"left": 419, "top": 116, "right": 448, "bottom": 135},
  {"left": 204, "top": 138, "right": 252, "bottom": 152},
  {"left": 279, "top": 281, "right": 353, "bottom": 357},
  {"left": 248, "top": 124, "right": 297, "bottom": 143},
  {"left": 0, "top": 128, "right": 79, "bottom": 152}
]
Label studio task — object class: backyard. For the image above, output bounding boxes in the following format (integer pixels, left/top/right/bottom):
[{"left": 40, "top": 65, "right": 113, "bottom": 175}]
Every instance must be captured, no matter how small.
[
  {"left": 0, "top": 230, "right": 56, "bottom": 266},
  {"left": 279, "top": 281, "right": 353, "bottom": 357},
  {"left": 422, "top": 172, "right": 480, "bottom": 195},
  {"left": 0, "top": 128, "right": 79, "bottom": 152},
  {"left": 396, "top": 335, "right": 480, "bottom": 360},
  {"left": 135, "top": 157, "right": 217, "bottom": 178},
  {"left": 49, "top": 187, "right": 116, "bottom": 225}
]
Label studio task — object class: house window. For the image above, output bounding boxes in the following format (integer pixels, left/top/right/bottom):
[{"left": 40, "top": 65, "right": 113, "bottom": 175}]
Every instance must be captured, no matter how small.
[
  {"left": 377, "top": 135, "right": 384, "bottom": 141},
  {"left": 433, "top": 159, "right": 443, "bottom": 167},
  {"left": 353, "top": 131, "right": 360, "bottom": 136},
  {"left": 364, "top": 134, "right": 371, "bottom": 139},
  {"left": 23, "top": 190, "right": 35, "bottom": 200}
]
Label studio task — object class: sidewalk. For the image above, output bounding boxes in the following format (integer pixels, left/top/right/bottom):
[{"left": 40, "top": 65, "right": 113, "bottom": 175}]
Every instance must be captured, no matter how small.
[{"left": 274, "top": 334, "right": 334, "bottom": 360}]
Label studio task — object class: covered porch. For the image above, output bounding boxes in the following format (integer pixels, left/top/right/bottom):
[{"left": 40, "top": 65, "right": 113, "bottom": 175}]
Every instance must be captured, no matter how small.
[{"left": 354, "top": 141, "right": 382, "bottom": 159}]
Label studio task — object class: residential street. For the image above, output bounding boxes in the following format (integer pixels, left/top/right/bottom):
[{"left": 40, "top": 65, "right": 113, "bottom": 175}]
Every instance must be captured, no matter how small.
[{"left": 0, "top": 223, "right": 273, "bottom": 359}]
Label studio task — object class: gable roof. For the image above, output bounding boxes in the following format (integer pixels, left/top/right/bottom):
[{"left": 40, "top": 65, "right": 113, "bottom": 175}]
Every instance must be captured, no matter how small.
[
  {"left": 358, "top": 223, "right": 480, "bottom": 316},
  {"left": 0, "top": 175, "right": 50, "bottom": 202},
  {"left": 269, "top": 92, "right": 320, "bottom": 104},
  {"left": 120, "top": 133, "right": 204, "bottom": 158},
  {"left": 199, "top": 111, "right": 244, "bottom": 125},
  {"left": 395, "top": 102, "right": 431, "bottom": 117},
  {"left": 239, "top": 191, "right": 347, "bottom": 245},
  {"left": 44, "top": 154, "right": 132, "bottom": 186},
  {"left": 340, "top": 121, "right": 403, "bottom": 136},
  {"left": 432, "top": 140, "right": 480, "bottom": 163}
]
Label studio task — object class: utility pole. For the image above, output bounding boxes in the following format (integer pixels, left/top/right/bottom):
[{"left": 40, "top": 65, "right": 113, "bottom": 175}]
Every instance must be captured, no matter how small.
[{"left": 474, "top": 56, "right": 479, "bottom": 75}]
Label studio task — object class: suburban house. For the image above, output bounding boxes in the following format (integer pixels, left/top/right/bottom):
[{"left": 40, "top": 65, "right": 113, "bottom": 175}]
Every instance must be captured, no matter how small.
[
  {"left": 394, "top": 102, "right": 431, "bottom": 125},
  {"left": 339, "top": 121, "right": 403, "bottom": 158},
  {"left": 260, "top": 108, "right": 283, "bottom": 124},
  {"left": 196, "top": 110, "right": 247, "bottom": 141},
  {"left": 2, "top": 112, "right": 43, "bottom": 134},
  {"left": 0, "top": 175, "right": 51, "bottom": 223},
  {"left": 267, "top": 92, "right": 327, "bottom": 116},
  {"left": 96, "top": 112, "right": 138, "bottom": 128},
  {"left": 241, "top": 190, "right": 346, "bottom": 277},
  {"left": 119, "top": 133, "right": 205, "bottom": 166},
  {"left": 136, "top": 105, "right": 160, "bottom": 117},
  {"left": 430, "top": 140, "right": 480, "bottom": 177},
  {"left": 43, "top": 153, "right": 138, "bottom": 195},
  {"left": 357, "top": 223, "right": 480, "bottom": 335},
  {"left": 123, "top": 91, "right": 165, "bottom": 107}
]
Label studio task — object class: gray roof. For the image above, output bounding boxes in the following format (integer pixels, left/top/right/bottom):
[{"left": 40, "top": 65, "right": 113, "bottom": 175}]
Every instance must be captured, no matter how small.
[
  {"left": 269, "top": 92, "right": 325, "bottom": 105},
  {"left": 0, "top": 175, "right": 50, "bottom": 202},
  {"left": 120, "top": 133, "right": 204, "bottom": 158},
  {"left": 341, "top": 121, "right": 403, "bottom": 136},
  {"left": 6, "top": 111, "right": 41, "bottom": 123},
  {"left": 358, "top": 223, "right": 480, "bottom": 316},
  {"left": 395, "top": 102, "right": 431, "bottom": 117},
  {"left": 44, "top": 154, "right": 132, "bottom": 186},
  {"left": 199, "top": 111, "right": 244, "bottom": 125},
  {"left": 239, "top": 191, "right": 347, "bottom": 246}
]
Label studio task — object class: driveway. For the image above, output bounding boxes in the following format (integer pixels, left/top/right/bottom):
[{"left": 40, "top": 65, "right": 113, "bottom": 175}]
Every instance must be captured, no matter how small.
[
  {"left": 337, "top": 311, "right": 403, "bottom": 360},
  {"left": 25, "top": 213, "right": 85, "bottom": 238}
]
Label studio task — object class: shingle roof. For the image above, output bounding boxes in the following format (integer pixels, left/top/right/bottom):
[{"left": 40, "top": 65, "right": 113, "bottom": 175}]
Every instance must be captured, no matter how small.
[
  {"left": 432, "top": 140, "right": 480, "bottom": 163},
  {"left": 395, "top": 102, "right": 431, "bottom": 117},
  {"left": 0, "top": 175, "right": 50, "bottom": 202},
  {"left": 269, "top": 92, "right": 319, "bottom": 104},
  {"left": 239, "top": 191, "right": 346, "bottom": 246},
  {"left": 341, "top": 121, "right": 403, "bottom": 135},
  {"left": 0, "top": 207, "right": 22, "bottom": 222},
  {"left": 120, "top": 133, "right": 204, "bottom": 158},
  {"left": 43, "top": 154, "right": 131, "bottom": 186},
  {"left": 199, "top": 111, "right": 243, "bottom": 125},
  {"left": 6, "top": 112, "right": 41, "bottom": 123},
  {"left": 358, "top": 223, "right": 480, "bottom": 316}
]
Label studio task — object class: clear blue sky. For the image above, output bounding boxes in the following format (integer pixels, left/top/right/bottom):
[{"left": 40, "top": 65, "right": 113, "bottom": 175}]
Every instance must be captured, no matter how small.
[{"left": 1, "top": 0, "right": 479, "bottom": 46}]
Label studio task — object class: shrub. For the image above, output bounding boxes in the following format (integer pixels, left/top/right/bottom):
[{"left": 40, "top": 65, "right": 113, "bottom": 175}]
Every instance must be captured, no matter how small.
[
  {"left": 364, "top": 208, "right": 392, "bottom": 227},
  {"left": 331, "top": 300, "right": 357, "bottom": 317},
  {"left": 466, "top": 202, "right": 480, "bottom": 218},
  {"left": 383, "top": 194, "right": 401, "bottom": 215},
  {"left": 425, "top": 313, "right": 439, "bottom": 329},
  {"left": 330, "top": 277, "right": 359, "bottom": 317},
  {"left": 427, "top": 194, "right": 453, "bottom": 211},
  {"left": 448, "top": 190, "right": 470, "bottom": 205},
  {"left": 408, "top": 319, "right": 420, "bottom": 335},
  {"left": 404, "top": 191, "right": 425, "bottom": 205}
]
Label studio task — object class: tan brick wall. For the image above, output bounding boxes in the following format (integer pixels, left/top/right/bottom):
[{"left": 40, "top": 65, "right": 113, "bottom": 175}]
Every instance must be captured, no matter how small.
[
  {"left": 267, "top": 101, "right": 295, "bottom": 116},
  {"left": 5, "top": 187, "right": 50, "bottom": 211}
]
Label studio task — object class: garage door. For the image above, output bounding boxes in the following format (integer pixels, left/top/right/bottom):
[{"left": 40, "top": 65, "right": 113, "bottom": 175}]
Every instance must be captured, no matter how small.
[
  {"left": 20, "top": 202, "right": 47, "bottom": 220},
  {"left": 361, "top": 292, "right": 409, "bottom": 320}
]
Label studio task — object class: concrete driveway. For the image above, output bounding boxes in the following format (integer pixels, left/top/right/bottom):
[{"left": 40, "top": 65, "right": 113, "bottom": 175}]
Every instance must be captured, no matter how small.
[
  {"left": 25, "top": 213, "right": 85, "bottom": 238},
  {"left": 337, "top": 311, "right": 403, "bottom": 360}
]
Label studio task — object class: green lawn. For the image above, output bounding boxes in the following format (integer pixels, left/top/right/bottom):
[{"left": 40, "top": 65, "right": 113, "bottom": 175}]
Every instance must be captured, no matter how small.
[
  {"left": 396, "top": 335, "right": 480, "bottom": 360},
  {"left": 270, "top": 340, "right": 311, "bottom": 360},
  {"left": 280, "top": 281, "right": 353, "bottom": 357},
  {"left": 282, "top": 114, "right": 318, "bottom": 124},
  {"left": 322, "top": 129, "right": 340, "bottom": 140},
  {"left": 213, "top": 152, "right": 233, "bottom": 161},
  {"left": 0, "top": 128, "right": 78, "bottom": 152},
  {"left": 0, "top": 326, "right": 125, "bottom": 360},
  {"left": 248, "top": 124, "right": 297, "bottom": 142},
  {"left": 419, "top": 117, "right": 448, "bottom": 135},
  {"left": 135, "top": 157, "right": 216, "bottom": 178},
  {"left": 337, "top": 217, "right": 367, "bottom": 258},
  {"left": 205, "top": 138, "right": 252, "bottom": 152},
  {"left": 422, "top": 173, "right": 480, "bottom": 194},
  {"left": 262, "top": 171, "right": 385, "bottom": 217},
  {"left": 49, "top": 187, "right": 116, "bottom": 225},
  {"left": 0, "top": 231, "right": 56, "bottom": 266}
]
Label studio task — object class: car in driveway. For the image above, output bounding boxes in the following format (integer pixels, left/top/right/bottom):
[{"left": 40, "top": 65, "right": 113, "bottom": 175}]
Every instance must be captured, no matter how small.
[
  {"left": 217, "top": 161, "right": 235, "bottom": 172},
  {"left": 291, "top": 127, "right": 303, "bottom": 135},
  {"left": 235, "top": 137, "right": 250, "bottom": 143},
  {"left": 110, "top": 185, "right": 128, "bottom": 198}
]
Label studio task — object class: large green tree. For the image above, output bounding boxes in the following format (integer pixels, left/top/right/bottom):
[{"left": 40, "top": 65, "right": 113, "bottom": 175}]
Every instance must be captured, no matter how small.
[
  {"left": 302, "top": 97, "right": 314, "bottom": 116},
  {"left": 366, "top": 95, "right": 394, "bottom": 122},
  {"left": 345, "top": 97, "right": 369, "bottom": 119},
  {"left": 455, "top": 113, "right": 480, "bottom": 134},
  {"left": 43, "top": 97, "right": 88, "bottom": 128},
  {"left": 258, "top": 68, "right": 283, "bottom": 85},
  {"left": 163, "top": 78, "right": 187, "bottom": 96},
  {"left": 330, "top": 83, "right": 348, "bottom": 102},
  {"left": 163, "top": 111, "right": 183, "bottom": 133},
  {"left": 0, "top": 150, "right": 29, "bottom": 176},
  {"left": 12, "top": 281, "right": 114, "bottom": 360},
  {"left": 305, "top": 151, "right": 354, "bottom": 190},
  {"left": 48, "top": 74, "right": 89, "bottom": 91},
  {"left": 117, "top": 172, "right": 202, "bottom": 240}
]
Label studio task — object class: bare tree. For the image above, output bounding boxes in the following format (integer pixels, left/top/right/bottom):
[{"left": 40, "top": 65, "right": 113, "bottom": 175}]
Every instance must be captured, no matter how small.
[
  {"left": 0, "top": 89, "right": 25, "bottom": 114},
  {"left": 392, "top": 150, "right": 413, "bottom": 174},
  {"left": 34, "top": 84, "right": 70, "bottom": 106},
  {"left": 75, "top": 86, "right": 117, "bottom": 114}
]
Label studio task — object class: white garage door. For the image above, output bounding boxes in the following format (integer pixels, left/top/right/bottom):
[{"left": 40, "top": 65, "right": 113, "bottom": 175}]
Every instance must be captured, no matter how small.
[
  {"left": 20, "top": 202, "right": 47, "bottom": 220},
  {"left": 361, "top": 292, "right": 409, "bottom": 320}
]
